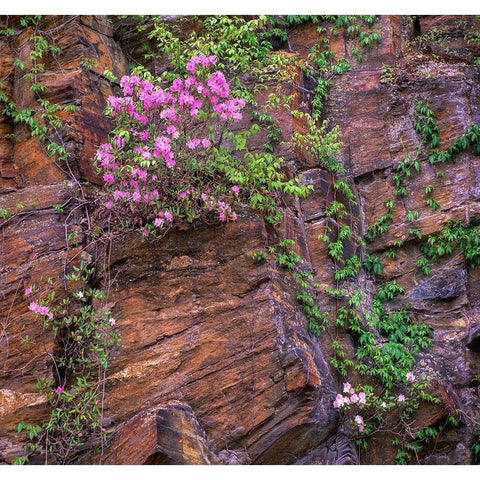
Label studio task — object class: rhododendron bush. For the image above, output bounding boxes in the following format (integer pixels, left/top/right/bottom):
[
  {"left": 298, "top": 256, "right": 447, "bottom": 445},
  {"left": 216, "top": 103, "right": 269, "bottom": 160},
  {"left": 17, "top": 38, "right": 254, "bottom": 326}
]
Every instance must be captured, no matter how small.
[{"left": 95, "top": 54, "right": 310, "bottom": 238}]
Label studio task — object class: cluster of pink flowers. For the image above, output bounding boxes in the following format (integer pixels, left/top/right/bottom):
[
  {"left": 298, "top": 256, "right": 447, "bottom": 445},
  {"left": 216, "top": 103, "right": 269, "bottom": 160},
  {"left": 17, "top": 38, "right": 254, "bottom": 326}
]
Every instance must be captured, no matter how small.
[
  {"left": 96, "top": 54, "right": 245, "bottom": 236},
  {"left": 406, "top": 371, "right": 415, "bottom": 383},
  {"left": 29, "top": 301, "right": 53, "bottom": 320},
  {"left": 186, "top": 54, "right": 217, "bottom": 73},
  {"left": 354, "top": 415, "right": 364, "bottom": 432},
  {"left": 217, "top": 201, "right": 237, "bottom": 222},
  {"left": 333, "top": 383, "right": 367, "bottom": 409}
]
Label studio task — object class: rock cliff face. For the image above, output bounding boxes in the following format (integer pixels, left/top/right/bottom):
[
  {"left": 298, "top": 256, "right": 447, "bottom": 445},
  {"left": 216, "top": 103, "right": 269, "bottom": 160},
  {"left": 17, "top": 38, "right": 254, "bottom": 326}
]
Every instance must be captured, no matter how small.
[{"left": 0, "top": 15, "right": 479, "bottom": 465}]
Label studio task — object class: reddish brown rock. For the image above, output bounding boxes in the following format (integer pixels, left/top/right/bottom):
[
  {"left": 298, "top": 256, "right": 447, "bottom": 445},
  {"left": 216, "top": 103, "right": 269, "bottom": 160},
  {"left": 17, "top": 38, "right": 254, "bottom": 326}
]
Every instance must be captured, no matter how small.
[{"left": 1, "top": 15, "right": 480, "bottom": 466}]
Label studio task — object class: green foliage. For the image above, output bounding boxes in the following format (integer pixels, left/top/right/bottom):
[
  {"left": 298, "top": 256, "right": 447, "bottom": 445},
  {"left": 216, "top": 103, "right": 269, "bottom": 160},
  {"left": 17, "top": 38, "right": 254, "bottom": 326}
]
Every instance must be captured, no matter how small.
[
  {"left": 380, "top": 64, "right": 398, "bottom": 83},
  {"left": 251, "top": 108, "right": 282, "bottom": 153},
  {"left": 429, "top": 123, "right": 480, "bottom": 164},
  {"left": 409, "top": 228, "right": 422, "bottom": 240},
  {"left": 363, "top": 254, "right": 384, "bottom": 275},
  {"left": 415, "top": 100, "right": 440, "bottom": 149},
  {"left": 249, "top": 250, "right": 268, "bottom": 263},
  {"left": 0, "top": 19, "right": 73, "bottom": 167},
  {"left": 365, "top": 199, "right": 394, "bottom": 242},
  {"left": 335, "top": 255, "right": 361, "bottom": 280},
  {"left": 419, "top": 218, "right": 480, "bottom": 267},
  {"left": 406, "top": 210, "right": 420, "bottom": 223},
  {"left": 426, "top": 197, "right": 440, "bottom": 212},
  {"left": 0, "top": 207, "right": 11, "bottom": 219},
  {"left": 472, "top": 424, "right": 480, "bottom": 464},
  {"left": 15, "top": 263, "right": 120, "bottom": 464},
  {"left": 148, "top": 15, "right": 277, "bottom": 82},
  {"left": 276, "top": 238, "right": 302, "bottom": 270},
  {"left": 291, "top": 111, "right": 344, "bottom": 171},
  {"left": 416, "top": 257, "right": 431, "bottom": 275}
]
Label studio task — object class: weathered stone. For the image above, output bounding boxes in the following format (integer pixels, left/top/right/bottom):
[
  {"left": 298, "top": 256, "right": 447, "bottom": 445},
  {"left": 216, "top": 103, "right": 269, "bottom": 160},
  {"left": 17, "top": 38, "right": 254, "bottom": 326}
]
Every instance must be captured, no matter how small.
[
  {"left": 1, "top": 15, "right": 480, "bottom": 465},
  {"left": 89, "top": 401, "right": 219, "bottom": 465}
]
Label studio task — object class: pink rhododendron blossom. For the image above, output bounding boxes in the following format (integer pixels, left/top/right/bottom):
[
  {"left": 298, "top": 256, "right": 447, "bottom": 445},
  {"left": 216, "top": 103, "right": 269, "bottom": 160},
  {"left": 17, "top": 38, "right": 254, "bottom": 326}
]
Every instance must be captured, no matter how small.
[
  {"left": 358, "top": 392, "right": 366, "bottom": 405},
  {"left": 350, "top": 393, "right": 359, "bottom": 404},
  {"left": 25, "top": 287, "right": 33, "bottom": 297},
  {"left": 56, "top": 386, "right": 64, "bottom": 395},
  {"left": 406, "top": 372, "right": 415, "bottom": 383},
  {"left": 109, "top": 318, "right": 116, "bottom": 326},
  {"left": 165, "top": 152, "right": 175, "bottom": 168},
  {"left": 160, "top": 107, "right": 178, "bottom": 122},
  {"left": 398, "top": 394, "right": 406, "bottom": 402},
  {"left": 170, "top": 78, "right": 184, "bottom": 93},
  {"left": 381, "top": 401, "right": 387, "bottom": 408},
  {"left": 207, "top": 71, "right": 229, "bottom": 98},
  {"left": 166, "top": 125, "right": 179, "bottom": 138},
  {"left": 343, "top": 382, "right": 353, "bottom": 394},
  {"left": 95, "top": 54, "right": 249, "bottom": 240},
  {"left": 154, "top": 136, "right": 171, "bottom": 157},
  {"left": 354, "top": 415, "right": 364, "bottom": 432},
  {"left": 103, "top": 173, "right": 115, "bottom": 184},
  {"left": 333, "top": 394, "right": 345, "bottom": 408},
  {"left": 29, "top": 301, "right": 52, "bottom": 318},
  {"left": 186, "top": 138, "right": 200, "bottom": 149},
  {"left": 113, "top": 135, "right": 125, "bottom": 148}
]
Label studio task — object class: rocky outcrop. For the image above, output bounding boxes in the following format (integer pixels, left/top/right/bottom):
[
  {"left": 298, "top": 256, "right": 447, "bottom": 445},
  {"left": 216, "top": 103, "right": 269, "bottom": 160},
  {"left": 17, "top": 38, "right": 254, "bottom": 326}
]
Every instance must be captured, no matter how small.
[{"left": 0, "top": 15, "right": 479, "bottom": 464}]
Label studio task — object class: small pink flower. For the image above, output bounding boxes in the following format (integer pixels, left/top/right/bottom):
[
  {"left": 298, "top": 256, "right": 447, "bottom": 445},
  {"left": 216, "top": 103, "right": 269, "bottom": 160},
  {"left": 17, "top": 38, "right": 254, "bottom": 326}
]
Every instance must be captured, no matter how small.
[
  {"left": 186, "top": 138, "right": 200, "bottom": 149},
  {"left": 56, "top": 386, "right": 64, "bottom": 394},
  {"left": 381, "top": 401, "right": 387, "bottom": 408},
  {"left": 350, "top": 393, "right": 359, "bottom": 404},
  {"left": 25, "top": 287, "right": 33, "bottom": 297},
  {"left": 333, "top": 394, "right": 344, "bottom": 408},
  {"left": 406, "top": 372, "right": 415, "bottom": 383},
  {"left": 398, "top": 394, "right": 406, "bottom": 402},
  {"left": 358, "top": 424, "right": 364, "bottom": 433},
  {"left": 358, "top": 392, "right": 366, "bottom": 405},
  {"left": 343, "top": 382, "right": 353, "bottom": 394},
  {"left": 103, "top": 173, "right": 115, "bottom": 185},
  {"left": 109, "top": 318, "right": 116, "bottom": 326},
  {"left": 231, "top": 185, "right": 240, "bottom": 195},
  {"left": 202, "top": 138, "right": 211, "bottom": 148},
  {"left": 354, "top": 415, "right": 364, "bottom": 425},
  {"left": 105, "top": 200, "right": 113, "bottom": 210}
]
